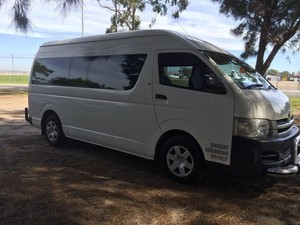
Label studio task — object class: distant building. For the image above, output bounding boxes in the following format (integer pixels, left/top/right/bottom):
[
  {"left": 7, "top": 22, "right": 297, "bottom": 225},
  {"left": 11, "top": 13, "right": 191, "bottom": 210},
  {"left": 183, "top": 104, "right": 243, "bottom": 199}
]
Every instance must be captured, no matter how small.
[{"left": 266, "top": 75, "right": 279, "bottom": 81}]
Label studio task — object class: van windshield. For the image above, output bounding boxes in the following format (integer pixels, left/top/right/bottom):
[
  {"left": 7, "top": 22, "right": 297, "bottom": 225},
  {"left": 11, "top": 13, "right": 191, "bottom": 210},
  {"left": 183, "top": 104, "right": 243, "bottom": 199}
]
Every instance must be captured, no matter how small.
[{"left": 203, "top": 51, "right": 273, "bottom": 90}]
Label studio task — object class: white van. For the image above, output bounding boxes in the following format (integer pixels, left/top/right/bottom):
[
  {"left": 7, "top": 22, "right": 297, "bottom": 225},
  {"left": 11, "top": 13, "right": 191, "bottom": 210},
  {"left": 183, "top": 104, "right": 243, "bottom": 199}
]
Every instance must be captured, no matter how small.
[{"left": 25, "top": 30, "right": 300, "bottom": 183}]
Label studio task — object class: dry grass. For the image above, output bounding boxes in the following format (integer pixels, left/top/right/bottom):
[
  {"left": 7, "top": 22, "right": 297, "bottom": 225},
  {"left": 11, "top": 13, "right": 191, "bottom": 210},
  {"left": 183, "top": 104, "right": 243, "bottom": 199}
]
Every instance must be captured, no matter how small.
[{"left": 0, "top": 94, "right": 299, "bottom": 225}]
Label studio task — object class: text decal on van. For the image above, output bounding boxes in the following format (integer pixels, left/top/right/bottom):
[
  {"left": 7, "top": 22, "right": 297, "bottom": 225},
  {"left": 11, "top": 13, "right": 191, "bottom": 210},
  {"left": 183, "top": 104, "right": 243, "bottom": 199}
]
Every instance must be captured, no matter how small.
[{"left": 205, "top": 143, "right": 229, "bottom": 163}]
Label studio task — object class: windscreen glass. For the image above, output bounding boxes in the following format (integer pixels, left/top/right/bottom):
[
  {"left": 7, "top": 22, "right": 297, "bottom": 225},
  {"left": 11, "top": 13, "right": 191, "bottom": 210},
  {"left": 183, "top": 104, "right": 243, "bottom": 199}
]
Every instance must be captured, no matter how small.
[{"left": 204, "top": 51, "right": 273, "bottom": 90}]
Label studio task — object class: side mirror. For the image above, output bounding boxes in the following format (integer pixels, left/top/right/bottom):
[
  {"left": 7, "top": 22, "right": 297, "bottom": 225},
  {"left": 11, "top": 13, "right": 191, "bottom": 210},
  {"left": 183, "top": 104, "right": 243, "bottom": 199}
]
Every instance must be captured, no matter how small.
[{"left": 203, "top": 74, "right": 227, "bottom": 94}]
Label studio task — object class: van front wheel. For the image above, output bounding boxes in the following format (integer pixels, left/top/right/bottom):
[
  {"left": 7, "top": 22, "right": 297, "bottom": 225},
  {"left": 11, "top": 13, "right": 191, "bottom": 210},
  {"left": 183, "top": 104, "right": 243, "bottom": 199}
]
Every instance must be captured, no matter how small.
[
  {"left": 160, "top": 135, "right": 205, "bottom": 184},
  {"left": 43, "top": 114, "right": 66, "bottom": 147}
]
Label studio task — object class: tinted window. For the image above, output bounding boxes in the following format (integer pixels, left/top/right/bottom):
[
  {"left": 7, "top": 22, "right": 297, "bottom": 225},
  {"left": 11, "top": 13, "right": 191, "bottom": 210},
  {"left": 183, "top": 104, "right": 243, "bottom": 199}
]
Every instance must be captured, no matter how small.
[
  {"left": 31, "top": 58, "right": 71, "bottom": 85},
  {"left": 158, "top": 53, "right": 226, "bottom": 94},
  {"left": 69, "top": 57, "right": 89, "bottom": 87},
  {"left": 31, "top": 54, "right": 147, "bottom": 90},
  {"left": 87, "top": 54, "right": 147, "bottom": 90}
]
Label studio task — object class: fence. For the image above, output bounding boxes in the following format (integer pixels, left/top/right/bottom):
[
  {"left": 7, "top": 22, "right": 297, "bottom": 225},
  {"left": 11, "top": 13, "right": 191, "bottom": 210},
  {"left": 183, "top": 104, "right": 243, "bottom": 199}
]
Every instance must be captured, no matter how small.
[
  {"left": 269, "top": 80, "right": 300, "bottom": 92},
  {"left": 0, "top": 55, "right": 34, "bottom": 74}
]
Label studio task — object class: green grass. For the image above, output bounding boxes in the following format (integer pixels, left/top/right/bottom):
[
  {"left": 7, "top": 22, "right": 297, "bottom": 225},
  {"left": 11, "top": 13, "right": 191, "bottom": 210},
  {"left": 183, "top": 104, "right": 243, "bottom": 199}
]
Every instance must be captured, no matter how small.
[
  {"left": 290, "top": 97, "right": 300, "bottom": 113},
  {"left": 0, "top": 75, "right": 29, "bottom": 84},
  {"left": 170, "top": 79, "right": 189, "bottom": 87}
]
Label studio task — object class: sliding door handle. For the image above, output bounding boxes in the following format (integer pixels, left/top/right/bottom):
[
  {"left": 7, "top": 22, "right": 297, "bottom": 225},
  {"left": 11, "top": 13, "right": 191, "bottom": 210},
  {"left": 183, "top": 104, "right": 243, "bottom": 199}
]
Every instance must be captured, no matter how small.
[{"left": 155, "top": 94, "right": 167, "bottom": 100}]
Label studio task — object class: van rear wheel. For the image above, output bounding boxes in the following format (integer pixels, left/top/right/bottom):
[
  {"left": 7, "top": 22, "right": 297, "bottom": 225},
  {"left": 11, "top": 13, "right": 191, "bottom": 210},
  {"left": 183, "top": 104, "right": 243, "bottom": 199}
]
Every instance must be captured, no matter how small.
[
  {"left": 160, "top": 135, "right": 205, "bottom": 184},
  {"left": 43, "top": 114, "right": 66, "bottom": 147}
]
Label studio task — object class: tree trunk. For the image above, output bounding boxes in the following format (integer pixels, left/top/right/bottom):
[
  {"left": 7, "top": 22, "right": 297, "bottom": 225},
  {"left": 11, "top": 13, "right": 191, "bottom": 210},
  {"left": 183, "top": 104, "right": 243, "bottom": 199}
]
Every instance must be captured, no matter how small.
[
  {"left": 255, "top": 35, "right": 267, "bottom": 74},
  {"left": 258, "top": 19, "right": 300, "bottom": 76},
  {"left": 255, "top": 2, "right": 272, "bottom": 74},
  {"left": 258, "top": 45, "right": 281, "bottom": 75},
  {"left": 114, "top": 0, "right": 118, "bottom": 32}
]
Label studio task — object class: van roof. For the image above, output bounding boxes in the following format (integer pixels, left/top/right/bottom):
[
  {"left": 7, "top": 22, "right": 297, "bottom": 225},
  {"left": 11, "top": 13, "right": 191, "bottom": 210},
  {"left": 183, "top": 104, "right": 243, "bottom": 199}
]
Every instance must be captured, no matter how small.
[{"left": 42, "top": 29, "right": 228, "bottom": 54}]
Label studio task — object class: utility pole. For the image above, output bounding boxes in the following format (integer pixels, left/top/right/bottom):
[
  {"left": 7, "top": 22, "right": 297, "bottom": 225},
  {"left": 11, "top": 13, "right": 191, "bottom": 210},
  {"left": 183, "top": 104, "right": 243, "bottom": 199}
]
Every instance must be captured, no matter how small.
[{"left": 81, "top": 0, "right": 84, "bottom": 36}]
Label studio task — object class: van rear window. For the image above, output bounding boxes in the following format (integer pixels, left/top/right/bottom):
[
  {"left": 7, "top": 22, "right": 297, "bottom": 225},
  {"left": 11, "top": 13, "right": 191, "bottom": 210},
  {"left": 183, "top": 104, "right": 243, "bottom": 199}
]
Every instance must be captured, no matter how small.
[
  {"left": 31, "top": 57, "right": 71, "bottom": 85},
  {"left": 31, "top": 54, "right": 147, "bottom": 90}
]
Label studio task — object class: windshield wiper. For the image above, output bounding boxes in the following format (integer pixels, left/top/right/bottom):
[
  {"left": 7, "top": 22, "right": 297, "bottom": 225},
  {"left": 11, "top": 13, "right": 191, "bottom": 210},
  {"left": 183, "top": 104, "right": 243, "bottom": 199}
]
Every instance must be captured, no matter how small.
[{"left": 245, "top": 84, "right": 264, "bottom": 89}]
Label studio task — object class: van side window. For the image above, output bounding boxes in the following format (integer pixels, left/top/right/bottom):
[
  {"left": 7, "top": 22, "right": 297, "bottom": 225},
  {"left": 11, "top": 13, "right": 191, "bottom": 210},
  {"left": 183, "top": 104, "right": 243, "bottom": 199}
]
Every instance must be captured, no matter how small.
[
  {"left": 31, "top": 54, "right": 147, "bottom": 90},
  {"left": 158, "top": 53, "right": 226, "bottom": 94},
  {"left": 31, "top": 57, "right": 71, "bottom": 85},
  {"left": 69, "top": 57, "right": 89, "bottom": 87},
  {"left": 87, "top": 54, "right": 147, "bottom": 90}
]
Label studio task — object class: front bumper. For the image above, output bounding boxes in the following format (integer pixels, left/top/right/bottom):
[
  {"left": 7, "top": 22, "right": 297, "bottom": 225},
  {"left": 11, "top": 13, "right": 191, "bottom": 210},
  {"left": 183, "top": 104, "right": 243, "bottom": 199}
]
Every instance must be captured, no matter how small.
[
  {"left": 266, "top": 134, "right": 300, "bottom": 177},
  {"left": 223, "top": 125, "right": 300, "bottom": 177}
]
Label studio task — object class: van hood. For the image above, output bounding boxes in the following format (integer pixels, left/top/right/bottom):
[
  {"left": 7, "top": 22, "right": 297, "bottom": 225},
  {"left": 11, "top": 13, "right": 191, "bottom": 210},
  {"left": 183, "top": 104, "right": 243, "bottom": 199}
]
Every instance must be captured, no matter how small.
[{"left": 243, "top": 89, "right": 291, "bottom": 121}]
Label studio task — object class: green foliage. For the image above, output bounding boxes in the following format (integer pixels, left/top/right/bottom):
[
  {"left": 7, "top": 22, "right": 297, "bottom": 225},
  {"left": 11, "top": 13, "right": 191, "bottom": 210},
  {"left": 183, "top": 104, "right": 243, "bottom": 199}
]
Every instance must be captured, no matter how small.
[
  {"left": 100, "top": 0, "right": 189, "bottom": 32},
  {"left": 149, "top": 0, "right": 189, "bottom": 19},
  {"left": 212, "top": 0, "right": 300, "bottom": 75},
  {"left": 170, "top": 79, "right": 188, "bottom": 87},
  {"left": 282, "top": 70, "right": 292, "bottom": 76},
  {"left": 103, "top": 0, "right": 144, "bottom": 32},
  {"left": 267, "top": 69, "right": 279, "bottom": 76}
]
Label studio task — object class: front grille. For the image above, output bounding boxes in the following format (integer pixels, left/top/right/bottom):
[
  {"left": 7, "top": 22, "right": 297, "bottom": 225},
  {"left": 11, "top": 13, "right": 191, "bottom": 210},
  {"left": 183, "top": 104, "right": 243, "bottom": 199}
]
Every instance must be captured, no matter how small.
[
  {"left": 261, "top": 151, "right": 278, "bottom": 162},
  {"left": 261, "top": 147, "right": 292, "bottom": 163},
  {"left": 280, "top": 147, "right": 291, "bottom": 160}
]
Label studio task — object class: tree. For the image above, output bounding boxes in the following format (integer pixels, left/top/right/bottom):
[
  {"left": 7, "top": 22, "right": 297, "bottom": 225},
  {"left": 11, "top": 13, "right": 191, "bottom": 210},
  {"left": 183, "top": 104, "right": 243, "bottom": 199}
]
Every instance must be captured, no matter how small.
[
  {"left": 97, "top": 0, "right": 144, "bottom": 33},
  {"left": 0, "top": 0, "right": 82, "bottom": 33},
  {"left": 267, "top": 69, "right": 279, "bottom": 76},
  {"left": 1, "top": 0, "right": 189, "bottom": 33},
  {"left": 1, "top": 0, "right": 32, "bottom": 33},
  {"left": 97, "top": 0, "right": 189, "bottom": 33},
  {"left": 281, "top": 70, "right": 291, "bottom": 77},
  {"left": 212, "top": 0, "right": 300, "bottom": 75}
]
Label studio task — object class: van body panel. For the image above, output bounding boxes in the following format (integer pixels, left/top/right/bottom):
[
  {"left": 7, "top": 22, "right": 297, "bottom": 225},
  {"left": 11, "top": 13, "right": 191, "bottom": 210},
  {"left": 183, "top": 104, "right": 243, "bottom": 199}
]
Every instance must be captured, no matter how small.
[
  {"left": 243, "top": 89, "right": 291, "bottom": 120},
  {"left": 83, "top": 92, "right": 146, "bottom": 157},
  {"left": 153, "top": 86, "right": 234, "bottom": 165},
  {"left": 233, "top": 89, "right": 291, "bottom": 121}
]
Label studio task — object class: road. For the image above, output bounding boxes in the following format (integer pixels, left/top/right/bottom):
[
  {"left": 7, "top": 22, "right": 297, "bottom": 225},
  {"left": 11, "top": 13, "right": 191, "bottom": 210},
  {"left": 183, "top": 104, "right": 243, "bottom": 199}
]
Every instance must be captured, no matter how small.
[
  {"left": 0, "top": 84, "right": 28, "bottom": 91},
  {"left": 281, "top": 91, "right": 300, "bottom": 98}
]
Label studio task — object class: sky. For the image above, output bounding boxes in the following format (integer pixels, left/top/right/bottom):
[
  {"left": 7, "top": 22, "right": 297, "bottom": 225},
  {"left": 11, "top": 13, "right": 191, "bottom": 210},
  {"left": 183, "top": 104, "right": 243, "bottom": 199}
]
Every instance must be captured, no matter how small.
[{"left": 0, "top": 0, "right": 299, "bottom": 73}]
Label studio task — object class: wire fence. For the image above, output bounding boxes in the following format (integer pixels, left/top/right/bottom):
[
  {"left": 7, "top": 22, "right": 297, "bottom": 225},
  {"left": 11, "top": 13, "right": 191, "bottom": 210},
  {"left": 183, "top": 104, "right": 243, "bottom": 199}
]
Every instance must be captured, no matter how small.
[{"left": 0, "top": 55, "right": 34, "bottom": 74}]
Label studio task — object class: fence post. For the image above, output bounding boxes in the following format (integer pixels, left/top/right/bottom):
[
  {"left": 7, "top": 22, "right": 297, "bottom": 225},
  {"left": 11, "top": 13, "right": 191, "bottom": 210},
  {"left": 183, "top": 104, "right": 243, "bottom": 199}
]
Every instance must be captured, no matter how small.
[{"left": 11, "top": 53, "right": 15, "bottom": 83}]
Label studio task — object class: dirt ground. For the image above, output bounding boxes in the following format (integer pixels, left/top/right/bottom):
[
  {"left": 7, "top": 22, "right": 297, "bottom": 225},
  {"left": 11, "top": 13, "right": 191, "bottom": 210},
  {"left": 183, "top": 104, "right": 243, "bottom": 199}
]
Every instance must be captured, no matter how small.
[{"left": 0, "top": 93, "right": 299, "bottom": 225}]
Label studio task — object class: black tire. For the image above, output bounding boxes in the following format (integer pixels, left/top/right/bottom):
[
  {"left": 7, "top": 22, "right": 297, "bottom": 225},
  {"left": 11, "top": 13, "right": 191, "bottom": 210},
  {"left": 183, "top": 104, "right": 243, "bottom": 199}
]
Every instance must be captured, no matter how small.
[
  {"left": 160, "top": 135, "right": 205, "bottom": 184},
  {"left": 43, "top": 114, "right": 66, "bottom": 147}
]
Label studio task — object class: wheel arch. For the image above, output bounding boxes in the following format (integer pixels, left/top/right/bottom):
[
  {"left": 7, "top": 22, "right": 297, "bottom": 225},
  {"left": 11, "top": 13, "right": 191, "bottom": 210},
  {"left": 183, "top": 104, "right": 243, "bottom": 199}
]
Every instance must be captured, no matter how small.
[
  {"left": 41, "top": 110, "right": 60, "bottom": 135},
  {"left": 154, "top": 129, "right": 204, "bottom": 161}
]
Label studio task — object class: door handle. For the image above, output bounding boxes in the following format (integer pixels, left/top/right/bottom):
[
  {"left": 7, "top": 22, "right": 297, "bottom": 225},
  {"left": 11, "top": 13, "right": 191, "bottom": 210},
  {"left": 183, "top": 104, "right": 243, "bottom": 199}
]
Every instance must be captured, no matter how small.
[{"left": 155, "top": 94, "right": 167, "bottom": 100}]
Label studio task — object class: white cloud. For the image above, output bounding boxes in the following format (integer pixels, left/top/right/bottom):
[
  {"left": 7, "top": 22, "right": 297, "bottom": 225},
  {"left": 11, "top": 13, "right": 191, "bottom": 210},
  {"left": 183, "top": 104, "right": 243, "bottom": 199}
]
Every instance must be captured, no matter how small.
[
  {"left": 0, "top": 0, "right": 244, "bottom": 50},
  {"left": 1, "top": 1, "right": 299, "bottom": 72},
  {"left": 138, "top": 2, "right": 244, "bottom": 50}
]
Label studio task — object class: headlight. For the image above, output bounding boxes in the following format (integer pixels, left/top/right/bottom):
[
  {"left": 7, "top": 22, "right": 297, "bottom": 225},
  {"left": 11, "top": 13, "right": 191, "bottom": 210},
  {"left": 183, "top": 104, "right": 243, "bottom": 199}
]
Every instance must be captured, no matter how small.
[{"left": 234, "top": 118, "right": 270, "bottom": 138}]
